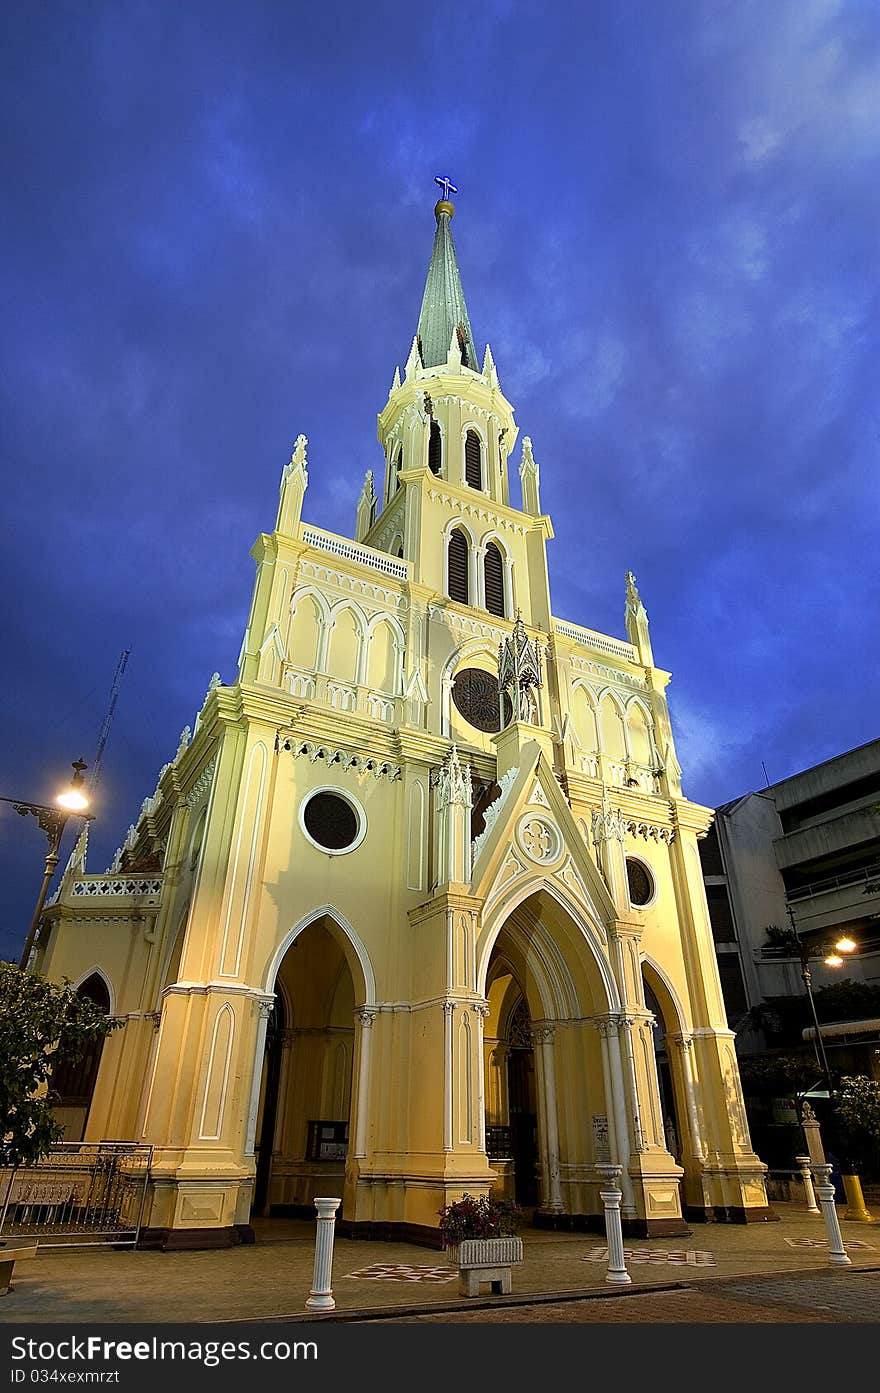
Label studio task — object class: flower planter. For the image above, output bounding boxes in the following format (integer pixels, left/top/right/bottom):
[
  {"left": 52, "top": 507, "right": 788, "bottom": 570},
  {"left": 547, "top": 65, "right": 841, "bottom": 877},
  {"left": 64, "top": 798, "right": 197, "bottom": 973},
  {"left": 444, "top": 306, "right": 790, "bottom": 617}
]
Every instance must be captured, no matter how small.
[{"left": 448, "top": 1236, "right": 524, "bottom": 1297}]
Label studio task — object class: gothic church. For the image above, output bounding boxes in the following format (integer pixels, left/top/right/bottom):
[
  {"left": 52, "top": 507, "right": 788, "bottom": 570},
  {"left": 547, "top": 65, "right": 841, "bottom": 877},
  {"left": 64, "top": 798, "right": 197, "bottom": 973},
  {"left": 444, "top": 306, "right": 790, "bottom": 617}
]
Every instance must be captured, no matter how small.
[{"left": 36, "top": 189, "right": 771, "bottom": 1247}]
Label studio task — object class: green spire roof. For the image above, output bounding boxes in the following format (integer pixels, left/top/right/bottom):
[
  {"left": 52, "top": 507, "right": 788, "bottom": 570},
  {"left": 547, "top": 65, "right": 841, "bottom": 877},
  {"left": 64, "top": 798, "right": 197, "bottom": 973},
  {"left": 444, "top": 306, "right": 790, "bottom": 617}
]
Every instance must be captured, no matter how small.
[{"left": 415, "top": 199, "right": 477, "bottom": 370}]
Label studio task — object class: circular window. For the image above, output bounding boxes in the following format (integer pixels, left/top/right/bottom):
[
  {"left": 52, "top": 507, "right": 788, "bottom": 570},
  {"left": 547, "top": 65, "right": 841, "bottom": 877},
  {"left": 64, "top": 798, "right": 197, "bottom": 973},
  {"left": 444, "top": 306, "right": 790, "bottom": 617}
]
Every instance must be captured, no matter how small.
[
  {"left": 626, "top": 857, "right": 654, "bottom": 908},
  {"left": 300, "top": 789, "right": 365, "bottom": 855},
  {"left": 451, "top": 668, "right": 512, "bottom": 734}
]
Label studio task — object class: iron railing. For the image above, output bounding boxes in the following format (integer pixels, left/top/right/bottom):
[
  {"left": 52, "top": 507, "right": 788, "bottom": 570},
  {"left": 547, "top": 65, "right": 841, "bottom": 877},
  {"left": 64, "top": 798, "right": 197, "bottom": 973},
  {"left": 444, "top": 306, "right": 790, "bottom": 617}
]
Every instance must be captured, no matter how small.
[{"left": 0, "top": 1142, "right": 152, "bottom": 1249}]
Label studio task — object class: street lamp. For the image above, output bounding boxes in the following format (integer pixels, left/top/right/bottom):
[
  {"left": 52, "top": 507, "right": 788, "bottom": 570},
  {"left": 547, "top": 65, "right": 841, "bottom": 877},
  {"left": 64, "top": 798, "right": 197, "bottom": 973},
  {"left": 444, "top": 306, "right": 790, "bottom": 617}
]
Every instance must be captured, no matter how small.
[
  {"left": 783, "top": 904, "right": 857, "bottom": 1098},
  {"left": 0, "top": 760, "right": 92, "bottom": 969}
]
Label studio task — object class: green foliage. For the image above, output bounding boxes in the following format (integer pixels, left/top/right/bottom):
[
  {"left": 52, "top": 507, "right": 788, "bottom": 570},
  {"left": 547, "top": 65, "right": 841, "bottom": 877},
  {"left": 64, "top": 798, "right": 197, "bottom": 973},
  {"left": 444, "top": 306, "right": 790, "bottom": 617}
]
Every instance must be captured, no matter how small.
[
  {"left": 763, "top": 923, "right": 794, "bottom": 947},
  {"left": 438, "top": 1193, "right": 523, "bottom": 1247},
  {"left": 813, "top": 978, "right": 880, "bottom": 1023},
  {"left": 832, "top": 1075, "right": 880, "bottom": 1175},
  {"left": 738, "top": 1052, "right": 821, "bottom": 1101},
  {"left": 0, "top": 962, "right": 120, "bottom": 1167}
]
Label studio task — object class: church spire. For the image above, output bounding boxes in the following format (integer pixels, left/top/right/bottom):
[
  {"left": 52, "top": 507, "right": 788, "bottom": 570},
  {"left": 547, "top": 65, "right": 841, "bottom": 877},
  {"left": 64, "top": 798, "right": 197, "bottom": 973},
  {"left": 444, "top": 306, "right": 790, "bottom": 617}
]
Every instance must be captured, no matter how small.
[{"left": 415, "top": 178, "right": 477, "bottom": 370}]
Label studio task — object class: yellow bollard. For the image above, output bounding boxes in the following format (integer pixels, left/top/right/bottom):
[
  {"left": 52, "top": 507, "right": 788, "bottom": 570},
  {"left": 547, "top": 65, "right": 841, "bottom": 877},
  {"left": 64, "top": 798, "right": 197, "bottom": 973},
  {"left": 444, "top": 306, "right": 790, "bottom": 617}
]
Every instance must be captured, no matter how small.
[{"left": 841, "top": 1174, "right": 878, "bottom": 1224}]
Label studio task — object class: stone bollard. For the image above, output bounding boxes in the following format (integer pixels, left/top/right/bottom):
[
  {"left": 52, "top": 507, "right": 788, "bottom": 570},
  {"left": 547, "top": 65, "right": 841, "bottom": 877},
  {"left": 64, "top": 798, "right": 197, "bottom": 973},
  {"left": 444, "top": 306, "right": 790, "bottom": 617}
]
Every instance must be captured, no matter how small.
[
  {"left": 306, "top": 1197, "right": 342, "bottom": 1310},
  {"left": 596, "top": 1164, "right": 631, "bottom": 1286},
  {"left": 795, "top": 1156, "right": 821, "bottom": 1215},
  {"left": 810, "top": 1165, "right": 852, "bottom": 1267}
]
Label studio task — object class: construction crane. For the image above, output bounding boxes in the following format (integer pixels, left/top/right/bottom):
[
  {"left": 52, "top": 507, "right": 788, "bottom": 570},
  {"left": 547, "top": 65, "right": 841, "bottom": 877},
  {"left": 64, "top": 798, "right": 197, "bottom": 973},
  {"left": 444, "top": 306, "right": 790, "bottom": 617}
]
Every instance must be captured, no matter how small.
[{"left": 87, "top": 648, "right": 131, "bottom": 796}]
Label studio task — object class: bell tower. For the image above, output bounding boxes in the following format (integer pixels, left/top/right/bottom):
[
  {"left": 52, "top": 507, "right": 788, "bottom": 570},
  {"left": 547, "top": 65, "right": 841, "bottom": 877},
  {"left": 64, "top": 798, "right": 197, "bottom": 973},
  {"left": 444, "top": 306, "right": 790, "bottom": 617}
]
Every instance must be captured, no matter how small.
[{"left": 361, "top": 182, "right": 554, "bottom": 635}]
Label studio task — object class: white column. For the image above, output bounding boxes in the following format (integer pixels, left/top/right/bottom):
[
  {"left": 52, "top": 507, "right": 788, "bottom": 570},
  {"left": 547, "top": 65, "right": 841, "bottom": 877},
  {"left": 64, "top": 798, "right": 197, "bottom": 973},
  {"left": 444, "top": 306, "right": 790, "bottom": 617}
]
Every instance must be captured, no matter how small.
[
  {"left": 244, "top": 999, "right": 274, "bottom": 1156},
  {"left": 811, "top": 1164, "right": 852, "bottom": 1266},
  {"left": 443, "top": 1001, "right": 455, "bottom": 1151},
  {"left": 597, "top": 1164, "right": 631, "bottom": 1285},
  {"left": 618, "top": 1014, "right": 646, "bottom": 1152},
  {"left": 673, "top": 1034, "right": 704, "bottom": 1162},
  {"left": 640, "top": 1015, "right": 667, "bottom": 1148},
  {"left": 473, "top": 1004, "right": 490, "bottom": 1151},
  {"left": 535, "top": 1025, "right": 563, "bottom": 1212},
  {"left": 601, "top": 1019, "right": 635, "bottom": 1216},
  {"left": 353, "top": 1008, "right": 377, "bottom": 1159},
  {"left": 305, "top": 1197, "right": 341, "bottom": 1310},
  {"left": 596, "top": 1024, "right": 620, "bottom": 1164},
  {"left": 503, "top": 556, "right": 514, "bottom": 618},
  {"left": 795, "top": 1156, "right": 820, "bottom": 1215}
]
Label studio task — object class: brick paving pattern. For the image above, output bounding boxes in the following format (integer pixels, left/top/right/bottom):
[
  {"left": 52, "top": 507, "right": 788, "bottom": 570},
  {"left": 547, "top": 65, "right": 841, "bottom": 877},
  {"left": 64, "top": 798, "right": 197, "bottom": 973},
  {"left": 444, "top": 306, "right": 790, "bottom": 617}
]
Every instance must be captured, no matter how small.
[{"left": 393, "top": 1273, "right": 880, "bottom": 1323}]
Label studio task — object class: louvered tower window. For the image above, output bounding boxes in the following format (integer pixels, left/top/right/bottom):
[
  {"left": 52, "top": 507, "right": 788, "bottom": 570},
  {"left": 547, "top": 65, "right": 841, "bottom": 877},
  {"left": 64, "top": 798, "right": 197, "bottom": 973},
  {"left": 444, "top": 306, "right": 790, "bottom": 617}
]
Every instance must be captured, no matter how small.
[
  {"left": 428, "top": 420, "right": 442, "bottom": 475},
  {"left": 484, "top": 542, "right": 506, "bottom": 617},
  {"left": 447, "top": 529, "right": 469, "bottom": 605},
  {"left": 393, "top": 445, "right": 403, "bottom": 493},
  {"left": 464, "top": 429, "right": 482, "bottom": 490}
]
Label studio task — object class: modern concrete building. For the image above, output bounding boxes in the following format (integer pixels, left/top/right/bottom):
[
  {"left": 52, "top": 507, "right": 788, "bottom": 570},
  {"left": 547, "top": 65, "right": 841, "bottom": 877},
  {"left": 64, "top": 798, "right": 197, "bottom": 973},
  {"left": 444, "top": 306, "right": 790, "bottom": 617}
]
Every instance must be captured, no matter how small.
[{"left": 700, "top": 739, "right": 880, "bottom": 1069}]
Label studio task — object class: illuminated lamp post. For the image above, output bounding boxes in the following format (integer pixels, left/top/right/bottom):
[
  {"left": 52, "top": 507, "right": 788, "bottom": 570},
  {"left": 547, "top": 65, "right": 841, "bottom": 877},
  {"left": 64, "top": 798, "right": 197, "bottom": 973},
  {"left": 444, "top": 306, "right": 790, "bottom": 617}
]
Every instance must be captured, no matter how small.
[{"left": 0, "top": 760, "right": 92, "bottom": 969}]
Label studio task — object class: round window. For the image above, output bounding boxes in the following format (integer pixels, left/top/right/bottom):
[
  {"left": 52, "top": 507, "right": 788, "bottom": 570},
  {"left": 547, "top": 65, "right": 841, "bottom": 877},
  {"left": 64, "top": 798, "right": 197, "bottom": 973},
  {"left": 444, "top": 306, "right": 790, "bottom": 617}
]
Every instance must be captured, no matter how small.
[
  {"left": 300, "top": 790, "right": 364, "bottom": 854},
  {"left": 451, "top": 668, "right": 512, "bottom": 734},
  {"left": 626, "top": 857, "right": 654, "bottom": 908}
]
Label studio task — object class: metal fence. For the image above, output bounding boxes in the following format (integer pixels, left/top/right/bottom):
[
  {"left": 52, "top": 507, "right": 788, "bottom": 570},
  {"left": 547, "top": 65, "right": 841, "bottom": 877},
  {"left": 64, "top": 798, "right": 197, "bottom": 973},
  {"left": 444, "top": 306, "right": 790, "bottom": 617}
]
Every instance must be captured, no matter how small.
[{"left": 0, "top": 1142, "right": 152, "bottom": 1249}]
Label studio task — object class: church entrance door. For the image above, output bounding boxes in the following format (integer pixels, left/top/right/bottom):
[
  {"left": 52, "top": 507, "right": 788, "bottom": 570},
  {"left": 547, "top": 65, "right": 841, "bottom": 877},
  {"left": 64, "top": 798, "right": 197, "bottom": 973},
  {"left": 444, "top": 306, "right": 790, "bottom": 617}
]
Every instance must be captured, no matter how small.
[{"left": 253, "top": 916, "right": 356, "bottom": 1219}]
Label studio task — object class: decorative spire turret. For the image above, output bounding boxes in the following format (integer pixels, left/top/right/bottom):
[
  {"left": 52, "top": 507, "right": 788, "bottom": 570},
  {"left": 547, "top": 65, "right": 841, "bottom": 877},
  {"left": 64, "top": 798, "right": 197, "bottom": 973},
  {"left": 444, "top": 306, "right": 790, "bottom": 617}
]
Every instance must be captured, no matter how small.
[
  {"left": 499, "top": 614, "right": 543, "bottom": 725},
  {"left": 434, "top": 743, "right": 473, "bottom": 885},
  {"left": 625, "top": 570, "right": 653, "bottom": 666},
  {"left": 519, "top": 436, "right": 541, "bottom": 516},
  {"left": 355, "top": 469, "right": 377, "bottom": 541},
  {"left": 414, "top": 179, "right": 477, "bottom": 370},
  {"left": 276, "top": 434, "right": 309, "bottom": 536}
]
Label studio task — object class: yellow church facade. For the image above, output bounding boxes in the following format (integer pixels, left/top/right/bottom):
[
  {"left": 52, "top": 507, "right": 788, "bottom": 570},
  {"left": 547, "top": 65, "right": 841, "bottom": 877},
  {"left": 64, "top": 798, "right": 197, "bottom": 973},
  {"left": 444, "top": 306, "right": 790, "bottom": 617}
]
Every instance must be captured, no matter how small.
[{"left": 36, "top": 193, "right": 771, "bottom": 1248}]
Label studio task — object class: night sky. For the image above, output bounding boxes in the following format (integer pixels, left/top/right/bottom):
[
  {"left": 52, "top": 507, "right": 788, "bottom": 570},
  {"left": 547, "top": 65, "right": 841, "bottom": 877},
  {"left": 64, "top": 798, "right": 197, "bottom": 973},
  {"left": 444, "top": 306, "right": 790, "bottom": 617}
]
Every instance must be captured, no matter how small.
[{"left": 2, "top": 1, "right": 879, "bottom": 961}]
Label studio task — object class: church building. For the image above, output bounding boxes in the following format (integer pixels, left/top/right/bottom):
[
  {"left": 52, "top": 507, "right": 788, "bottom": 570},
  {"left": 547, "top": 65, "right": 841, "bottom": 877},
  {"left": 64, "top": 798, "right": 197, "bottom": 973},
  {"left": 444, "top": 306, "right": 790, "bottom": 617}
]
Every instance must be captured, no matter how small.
[{"left": 36, "top": 187, "right": 771, "bottom": 1248}]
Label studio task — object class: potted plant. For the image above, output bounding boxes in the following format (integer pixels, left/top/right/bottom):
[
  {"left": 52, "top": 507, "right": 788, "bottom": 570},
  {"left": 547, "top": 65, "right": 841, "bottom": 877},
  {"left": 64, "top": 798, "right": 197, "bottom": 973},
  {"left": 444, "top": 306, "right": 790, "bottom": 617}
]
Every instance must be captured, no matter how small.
[
  {"left": 438, "top": 1193, "right": 524, "bottom": 1296},
  {"left": 831, "top": 1076, "right": 880, "bottom": 1223}
]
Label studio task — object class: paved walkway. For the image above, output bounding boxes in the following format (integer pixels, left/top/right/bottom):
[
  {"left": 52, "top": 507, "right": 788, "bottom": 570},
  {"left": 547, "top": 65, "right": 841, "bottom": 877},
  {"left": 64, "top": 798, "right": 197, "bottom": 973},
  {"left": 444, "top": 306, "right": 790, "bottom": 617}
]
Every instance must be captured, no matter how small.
[
  {"left": 1, "top": 1203, "right": 878, "bottom": 1323},
  {"left": 392, "top": 1272, "right": 880, "bottom": 1323}
]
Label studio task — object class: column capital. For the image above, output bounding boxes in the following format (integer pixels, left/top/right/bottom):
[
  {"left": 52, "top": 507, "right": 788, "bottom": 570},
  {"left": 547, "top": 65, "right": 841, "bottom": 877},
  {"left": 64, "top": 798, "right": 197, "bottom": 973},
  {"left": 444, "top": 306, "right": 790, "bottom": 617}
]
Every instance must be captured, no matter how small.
[
  {"left": 532, "top": 1023, "right": 556, "bottom": 1044},
  {"left": 355, "top": 1007, "right": 378, "bottom": 1029},
  {"left": 593, "top": 1015, "right": 620, "bottom": 1039}
]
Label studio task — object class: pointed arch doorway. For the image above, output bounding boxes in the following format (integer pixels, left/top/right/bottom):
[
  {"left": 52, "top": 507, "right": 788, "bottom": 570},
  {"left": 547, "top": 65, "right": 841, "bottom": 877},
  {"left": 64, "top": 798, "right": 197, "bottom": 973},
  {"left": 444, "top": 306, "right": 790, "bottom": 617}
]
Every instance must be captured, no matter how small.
[
  {"left": 480, "top": 887, "right": 618, "bottom": 1222},
  {"left": 252, "top": 913, "right": 367, "bottom": 1221}
]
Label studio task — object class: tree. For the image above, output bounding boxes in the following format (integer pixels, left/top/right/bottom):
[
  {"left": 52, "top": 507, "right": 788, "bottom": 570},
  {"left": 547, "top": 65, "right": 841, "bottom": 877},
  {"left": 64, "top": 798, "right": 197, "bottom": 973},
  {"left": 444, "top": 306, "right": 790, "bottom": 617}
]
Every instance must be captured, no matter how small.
[
  {"left": 738, "top": 1051, "right": 822, "bottom": 1106},
  {"left": 0, "top": 962, "right": 120, "bottom": 1167},
  {"left": 832, "top": 1075, "right": 880, "bottom": 1177}
]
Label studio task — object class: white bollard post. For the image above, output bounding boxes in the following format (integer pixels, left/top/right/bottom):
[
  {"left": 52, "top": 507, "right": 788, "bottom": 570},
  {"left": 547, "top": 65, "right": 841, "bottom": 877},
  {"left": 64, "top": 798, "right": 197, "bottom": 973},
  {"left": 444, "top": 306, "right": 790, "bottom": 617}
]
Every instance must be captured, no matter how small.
[
  {"left": 596, "top": 1163, "right": 632, "bottom": 1286},
  {"left": 795, "top": 1156, "right": 820, "bottom": 1215},
  {"left": 810, "top": 1164, "right": 852, "bottom": 1267},
  {"left": 306, "top": 1197, "right": 342, "bottom": 1310}
]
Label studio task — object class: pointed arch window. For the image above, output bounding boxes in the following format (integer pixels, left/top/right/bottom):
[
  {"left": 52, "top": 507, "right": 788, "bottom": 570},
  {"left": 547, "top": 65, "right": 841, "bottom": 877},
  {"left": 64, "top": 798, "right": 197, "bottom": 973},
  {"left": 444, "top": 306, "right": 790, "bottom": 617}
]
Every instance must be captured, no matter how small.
[
  {"left": 484, "top": 542, "right": 506, "bottom": 618},
  {"left": 464, "top": 429, "right": 483, "bottom": 490},
  {"left": 428, "top": 421, "right": 442, "bottom": 476},
  {"left": 393, "top": 445, "right": 403, "bottom": 494},
  {"left": 447, "top": 528, "right": 469, "bottom": 605}
]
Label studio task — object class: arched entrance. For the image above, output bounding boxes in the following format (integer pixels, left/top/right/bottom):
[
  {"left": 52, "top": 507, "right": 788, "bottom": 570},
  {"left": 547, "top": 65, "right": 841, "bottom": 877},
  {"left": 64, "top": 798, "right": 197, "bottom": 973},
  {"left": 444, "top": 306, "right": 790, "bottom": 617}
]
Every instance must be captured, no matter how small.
[
  {"left": 480, "top": 886, "right": 618, "bottom": 1221},
  {"left": 254, "top": 912, "right": 368, "bottom": 1219}
]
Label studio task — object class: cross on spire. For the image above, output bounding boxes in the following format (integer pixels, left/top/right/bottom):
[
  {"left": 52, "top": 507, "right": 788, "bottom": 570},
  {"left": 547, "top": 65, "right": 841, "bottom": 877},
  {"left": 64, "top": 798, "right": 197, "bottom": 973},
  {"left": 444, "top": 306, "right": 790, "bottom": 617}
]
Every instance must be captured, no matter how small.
[{"left": 434, "top": 175, "right": 458, "bottom": 202}]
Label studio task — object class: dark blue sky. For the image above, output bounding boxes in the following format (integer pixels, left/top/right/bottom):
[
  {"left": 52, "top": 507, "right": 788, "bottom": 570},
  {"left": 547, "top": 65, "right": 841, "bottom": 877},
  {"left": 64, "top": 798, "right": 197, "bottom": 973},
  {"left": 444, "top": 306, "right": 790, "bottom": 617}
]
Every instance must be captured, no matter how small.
[{"left": 2, "top": 1, "right": 879, "bottom": 960}]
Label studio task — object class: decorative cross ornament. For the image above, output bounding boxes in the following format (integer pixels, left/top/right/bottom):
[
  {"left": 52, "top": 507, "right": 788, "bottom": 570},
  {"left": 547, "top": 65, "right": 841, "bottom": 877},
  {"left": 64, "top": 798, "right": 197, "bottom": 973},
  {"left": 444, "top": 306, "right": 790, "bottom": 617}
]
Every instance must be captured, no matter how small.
[{"left": 434, "top": 175, "right": 458, "bottom": 201}]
